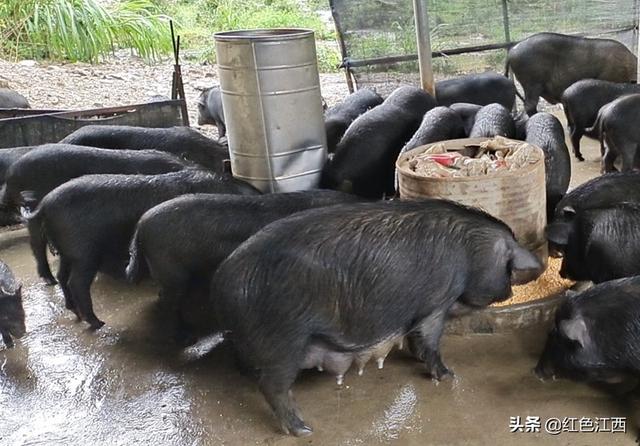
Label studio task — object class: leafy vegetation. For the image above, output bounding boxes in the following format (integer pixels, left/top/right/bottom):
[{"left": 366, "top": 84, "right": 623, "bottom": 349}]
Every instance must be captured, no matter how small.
[
  {"left": 167, "top": 0, "right": 338, "bottom": 69},
  {"left": 0, "top": 0, "right": 172, "bottom": 62}
]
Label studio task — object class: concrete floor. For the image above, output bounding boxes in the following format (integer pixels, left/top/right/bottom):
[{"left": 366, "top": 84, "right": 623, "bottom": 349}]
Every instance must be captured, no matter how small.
[{"left": 1, "top": 121, "right": 638, "bottom": 445}]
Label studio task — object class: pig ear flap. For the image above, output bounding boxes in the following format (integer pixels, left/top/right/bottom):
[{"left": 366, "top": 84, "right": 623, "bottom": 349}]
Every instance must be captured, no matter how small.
[{"left": 559, "top": 317, "right": 590, "bottom": 348}]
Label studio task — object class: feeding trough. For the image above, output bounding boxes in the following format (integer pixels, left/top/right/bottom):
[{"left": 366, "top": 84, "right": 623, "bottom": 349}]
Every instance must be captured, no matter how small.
[
  {"left": 0, "top": 100, "right": 187, "bottom": 148},
  {"left": 396, "top": 136, "right": 572, "bottom": 333}
]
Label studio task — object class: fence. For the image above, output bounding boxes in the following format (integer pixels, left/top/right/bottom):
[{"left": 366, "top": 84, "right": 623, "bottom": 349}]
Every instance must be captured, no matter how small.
[{"left": 330, "top": 0, "right": 639, "bottom": 94}]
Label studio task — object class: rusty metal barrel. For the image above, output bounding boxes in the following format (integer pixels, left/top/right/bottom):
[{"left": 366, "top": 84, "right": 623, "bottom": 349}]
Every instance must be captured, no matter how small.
[
  {"left": 396, "top": 137, "right": 548, "bottom": 263},
  {"left": 214, "top": 28, "right": 327, "bottom": 193}
]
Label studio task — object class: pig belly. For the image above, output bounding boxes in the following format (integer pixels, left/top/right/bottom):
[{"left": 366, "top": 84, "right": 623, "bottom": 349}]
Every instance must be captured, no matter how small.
[{"left": 300, "top": 334, "right": 405, "bottom": 385}]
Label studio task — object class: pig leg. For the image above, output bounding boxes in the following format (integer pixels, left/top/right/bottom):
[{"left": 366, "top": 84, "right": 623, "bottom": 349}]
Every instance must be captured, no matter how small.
[
  {"left": 409, "top": 310, "right": 452, "bottom": 380},
  {"left": 1, "top": 330, "right": 14, "bottom": 348},
  {"left": 523, "top": 85, "right": 541, "bottom": 117},
  {"left": 602, "top": 139, "right": 617, "bottom": 173},
  {"left": 158, "top": 281, "right": 195, "bottom": 346},
  {"left": 29, "top": 234, "right": 56, "bottom": 286},
  {"left": 67, "top": 262, "right": 103, "bottom": 330},
  {"left": 619, "top": 141, "right": 636, "bottom": 172},
  {"left": 217, "top": 123, "right": 226, "bottom": 138},
  {"left": 56, "top": 257, "right": 81, "bottom": 320},
  {"left": 569, "top": 127, "right": 585, "bottom": 162},
  {"left": 259, "top": 364, "right": 312, "bottom": 436}
]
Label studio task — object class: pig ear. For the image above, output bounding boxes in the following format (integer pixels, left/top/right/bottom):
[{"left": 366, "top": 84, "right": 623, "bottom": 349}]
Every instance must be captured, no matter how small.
[
  {"left": 511, "top": 244, "right": 542, "bottom": 274},
  {"left": 546, "top": 222, "right": 570, "bottom": 246},
  {"left": 559, "top": 317, "right": 590, "bottom": 348}
]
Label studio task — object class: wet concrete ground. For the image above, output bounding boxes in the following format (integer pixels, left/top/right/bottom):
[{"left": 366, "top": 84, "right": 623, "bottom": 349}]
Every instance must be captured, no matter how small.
[{"left": 1, "top": 124, "right": 638, "bottom": 445}]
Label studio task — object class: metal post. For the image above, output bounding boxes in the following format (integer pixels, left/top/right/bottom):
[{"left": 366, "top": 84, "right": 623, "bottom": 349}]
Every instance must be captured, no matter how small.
[
  {"left": 502, "top": 0, "right": 513, "bottom": 83},
  {"left": 412, "top": 0, "right": 435, "bottom": 96},
  {"left": 636, "top": 0, "right": 640, "bottom": 82}
]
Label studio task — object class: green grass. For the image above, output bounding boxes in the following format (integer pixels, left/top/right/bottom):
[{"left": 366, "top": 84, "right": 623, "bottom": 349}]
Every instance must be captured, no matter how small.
[
  {"left": 167, "top": 0, "right": 341, "bottom": 71},
  {"left": 0, "top": 0, "right": 172, "bottom": 62}
]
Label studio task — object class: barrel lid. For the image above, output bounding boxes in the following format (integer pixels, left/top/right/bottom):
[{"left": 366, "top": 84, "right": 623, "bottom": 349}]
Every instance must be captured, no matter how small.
[{"left": 214, "top": 28, "right": 314, "bottom": 42}]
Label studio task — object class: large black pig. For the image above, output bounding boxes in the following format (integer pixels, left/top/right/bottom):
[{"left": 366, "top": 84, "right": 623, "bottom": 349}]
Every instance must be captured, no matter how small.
[
  {"left": 321, "top": 86, "right": 436, "bottom": 198},
  {"left": 27, "top": 169, "right": 259, "bottom": 329},
  {"left": 561, "top": 79, "right": 640, "bottom": 161},
  {"left": 506, "top": 32, "right": 637, "bottom": 116},
  {"left": 210, "top": 199, "right": 542, "bottom": 436},
  {"left": 0, "top": 144, "right": 188, "bottom": 212},
  {"left": 547, "top": 203, "right": 640, "bottom": 283},
  {"left": 324, "top": 89, "right": 383, "bottom": 153},
  {"left": 536, "top": 276, "right": 640, "bottom": 387},
  {"left": 468, "top": 103, "right": 515, "bottom": 138},
  {"left": 435, "top": 72, "right": 516, "bottom": 110},
  {"left": 591, "top": 94, "right": 640, "bottom": 173},
  {"left": 0, "top": 260, "right": 25, "bottom": 348},
  {"left": 60, "top": 125, "right": 229, "bottom": 172},
  {"left": 126, "top": 190, "right": 360, "bottom": 342},
  {"left": 524, "top": 113, "right": 571, "bottom": 219}
]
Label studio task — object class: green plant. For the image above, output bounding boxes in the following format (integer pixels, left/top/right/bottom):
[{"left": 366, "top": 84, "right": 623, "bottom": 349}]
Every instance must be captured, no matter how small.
[{"left": 0, "top": 0, "right": 172, "bottom": 62}]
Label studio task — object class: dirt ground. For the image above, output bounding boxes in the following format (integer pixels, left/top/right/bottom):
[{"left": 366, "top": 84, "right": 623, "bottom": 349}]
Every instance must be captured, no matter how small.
[
  {"left": 0, "top": 53, "right": 349, "bottom": 139},
  {"left": 0, "top": 56, "right": 634, "bottom": 445}
]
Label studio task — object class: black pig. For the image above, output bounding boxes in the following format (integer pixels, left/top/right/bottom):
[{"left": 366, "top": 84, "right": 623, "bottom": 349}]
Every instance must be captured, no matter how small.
[
  {"left": 435, "top": 72, "right": 516, "bottom": 110},
  {"left": 591, "top": 94, "right": 640, "bottom": 173},
  {"left": 321, "top": 86, "right": 436, "bottom": 198},
  {"left": 506, "top": 33, "right": 637, "bottom": 115},
  {"left": 0, "top": 260, "right": 25, "bottom": 348},
  {"left": 60, "top": 125, "right": 229, "bottom": 172},
  {"left": 27, "top": 169, "right": 259, "bottom": 329},
  {"left": 469, "top": 103, "right": 515, "bottom": 138},
  {"left": 525, "top": 113, "right": 571, "bottom": 219},
  {"left": 547, "top": 203, "right": 640, "bottom": 283},
  {"left": 211, "top": 199, "right": 542, "bottom": 436},
  {"left": 0, "top": 144, "right": 188, "bottom": 212},
  {"left": 561, "top": 79, "right": 640, "bottom": 161},
  {"left": 324, "top": 89, "right": 383, "bottom": 153},
  {"left": 0, "top": 88, "right": 30, "bottom": 109},
  {"left": 126, "top": 190, "right": 360, "bottom": 342},
  {"left": 449, "top": 103, "right": 482, "bottom": 136},
  {"left": 536, "top": 276, "right": 640, "bottom": 387},
  {"left": 196, "top": 86, "right": 226, "bottom": 138}
]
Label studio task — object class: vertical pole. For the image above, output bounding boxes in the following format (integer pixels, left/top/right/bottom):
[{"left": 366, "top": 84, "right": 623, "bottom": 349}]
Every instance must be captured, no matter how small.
[
  {"left": 502, "top": 0, "right": 514, "bottom": 82},
  {"left": 412, "top": 0, "right": 435, "bottom": 96},
  {"left": 636, "top": 0, "right": 640, "bottom": 82},
  {"left": 501, "top": 0, "right": 511, "bottom": 44}
]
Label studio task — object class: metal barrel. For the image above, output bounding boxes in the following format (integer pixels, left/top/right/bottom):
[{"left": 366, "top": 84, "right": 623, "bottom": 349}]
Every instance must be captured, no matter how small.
[{"left": 215, "top": 29, "right": 327, "bottom": 193}]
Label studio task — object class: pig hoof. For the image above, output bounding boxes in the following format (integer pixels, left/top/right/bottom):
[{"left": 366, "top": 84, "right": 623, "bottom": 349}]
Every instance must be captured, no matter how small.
[
  {"left": 290, "top": 425, "right": 313, "bottom": 437},
  {"left": 44, "top": 277, "right": 57, "bottom": 286},
  {"left": 89, "top": 320, "right": 105, "bottom": 330},
  {"left": 428, "top": 363, "right": 453, "bottom": 381}
]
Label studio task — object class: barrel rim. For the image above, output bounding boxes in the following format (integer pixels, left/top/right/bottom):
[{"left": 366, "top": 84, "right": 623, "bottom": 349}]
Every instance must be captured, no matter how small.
[
  {"left": 214, "top": 28, "right": 314, "bottom": 42},
  {"left": 396, "top": 137, "right": 544, "bottom": 183}
]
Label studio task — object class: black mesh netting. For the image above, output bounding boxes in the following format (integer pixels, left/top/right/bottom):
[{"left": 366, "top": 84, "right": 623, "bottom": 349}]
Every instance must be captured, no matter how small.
[{"left": 330, "top": 0, "right": 638, "bottom": 95}]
